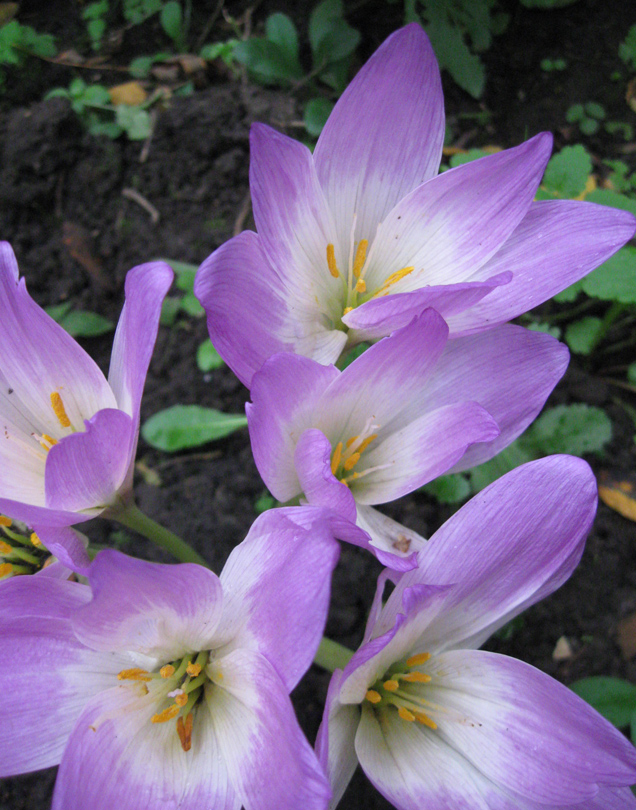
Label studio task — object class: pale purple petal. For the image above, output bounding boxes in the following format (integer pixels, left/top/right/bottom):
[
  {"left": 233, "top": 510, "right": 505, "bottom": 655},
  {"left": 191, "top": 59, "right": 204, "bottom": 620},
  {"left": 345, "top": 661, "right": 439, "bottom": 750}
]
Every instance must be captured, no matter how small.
[
  {"left": 208, "top": 648, "right": 331, "bottom": 810},
  {"left": 247, "top": 353, "right": 339, "bottom": 501},
  {"left": 356, "top": 505, "right": 426, "bottom": 561},
  {"left": 108, "top": 261, "right": 173, "bottom": 418},
  {"left": 53, "top": 685, "right": 239, "bottom": 810},
  {"left": 0, "top": 572, "right": 90, "bottom": 621},
  {"left": 424, "top": 649, "right": 636, "bottom": 804},
  {"left": 72, "top": 549, "right": 224, "bottom": 658},
  {"left": 364, "top": 134, "right": 553, "bottom": 293},
  {"left": 216, "top": 506, "right": 339, "bottom": 690},
  {"left": 375, "top": 456, "right": 597, "bottom": 650},
  {"left": 294, "top": 428, "right": 357, "bottom": 521},
  {"left": 447, "top": 200, "right": 636, "bottom": 335},
  {"left": 0, "top": 496, "right": 90, "bottom": 527},
  {"left": 314, "top": 23, "right": 445, "bottom": 251},
  {"left": 32, "top": 524, "right": 91, "bottom": 575},
  {"left": 45, "top": 408, "right": 135, "bottom": 513}
]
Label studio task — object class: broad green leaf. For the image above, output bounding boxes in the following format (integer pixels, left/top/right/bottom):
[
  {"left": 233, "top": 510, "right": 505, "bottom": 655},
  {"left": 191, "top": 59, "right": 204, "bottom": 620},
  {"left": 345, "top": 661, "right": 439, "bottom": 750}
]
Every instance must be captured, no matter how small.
[
  {"left": 584, "top": 188, "right": 636, "bottom": 218},
  {"left": 254, "top": 492, "right": 276, "bottom": 513},
  {"left": 552, "top": 280, "right": 582, "bottom": 303},
  {"left": 427, "top": 18, "right": 485, "bottom": 99},
  {"left": 422, "top": 474, "right": 470, "bottom": 504},
  {"left": 313, "top": 18, "right": 360, "bottom": 67},
  {"left": 123, "top": 0, "right": 162, "bottom": 24},
  {"left": 180, "top": 291, "right": 204, "bottom": 317},
  {"left": 115, "top": 105, "right": 152, "bottom": 140},
  {"left": 265, "top": 13, "right": 300, "bottom": 66},
  {"left": 526, "top": 321, "right": 561, "bottom": 339},
  {"left": 83, "top": 84, "right": 111, "bottom": 105},
  {"left": 581, "top": 246, "right": 636, "bottom": 304},
  {"left": 160, "top": 296, "right": 181, "bottom": 326},
  {"left": 628, "top": 362, "right": 636, "bottom": 385},
  {"left": 57, "top": 310, "right": 114, "bottom": 337},
  {"left": 570, "top": 677, "right": 636, "bottom": 727},
  {"left": 309, "top": 0, "right": 343, "bottom": 55},
  {"left": 234, "top": 38, "right": 303, "bottom": 84},
  {"left": 142, "top": 405, "right": 247, "bottom": 451},
  {"left": 45, "top": 301, "right": 74, "bottom": 321},
  {"left": 564, "top": 316, "right": 602, "bottom": 354},
  {"left": 304, "top": 97, "right": 334, "bottom": 137},
  {"left": 565, "top": 103, "right": 584, "bottom": 123},
  {"left": 542, "top": 145, "right": 591, "bottom": 198},
  {"left": 449, "top": 149, "right": 492, "bottom": 168},
  {"left": 129, "top": 56, "right": 155, "bottom": 78},
  {"left": 83, "top": 0, "right": 109, "bottom": 20},
  {"left": 468, "top": 441, "right": 533, "bottom": 492},
  {"left": 196, "top": 340, "right": 225, "bottom": 372},
  {"left": 579, "top": 118, "right": 599, "bottom": 136},
  {"left": 525, "top": 404, "right": 612, "bottom": 456},
  {"left": 160, "top": 1, "right": 183, "bottom": 45},
  {"left": 585, "top": 101, "right": 606, "bottom": 120}
]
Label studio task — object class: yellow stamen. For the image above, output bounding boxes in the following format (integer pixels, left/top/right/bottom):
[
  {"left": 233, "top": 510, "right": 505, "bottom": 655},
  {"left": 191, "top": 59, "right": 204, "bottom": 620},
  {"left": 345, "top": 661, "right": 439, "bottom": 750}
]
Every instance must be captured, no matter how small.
[
  {"left": 50, "top": 392, "right": 71, "bottom": 428},
  {"left": 0, "top": 540, "right": 12, "bottom": 555},
  {"left": 352, "top": 240, "right": 368, "bottom": 278},
  {"left": 177, "top": 712, "right": 193, "bottom": 752},
  {"left": 175, "top": 692, "right": 188, "bottom": 707},
  {"left": 0, "top": 563, "right": 13, "bottom": 577},
  {"left": 0, "top": 516, "right": 12, "bottom": 527},
  {"left": 402, "top": 671, "right": 432, "bottom": 684},
  {"left": 186, "top": 662, "right": 202, "bottom": 677},
  {"left": 160, "top": 664, "right": 175, "bottom": 678},
  {"left": 406, "top": 652, "right": 431, "bottom": 667},
  {"left": 365, "top": 689, "right": 382, "bottom": 704},
  {"left": 340, "top": 478, "right": 349, "bottom": 488},
  {"left": 343, "top": 452, "right": 361, "bottom": 471},
  {"left": 151, "top": 704, "right": 180, "bottom": 724},
  {"left": 413, "top": 711, "right": 437, "bottom": 729},
  {"left": 398, "top": 706, "right": 416, "bottom": 722},
  {"left": 383, "top": 679, "right": 399, "bottom": 692},
  {"left": 30, "top": 533, "right": 41, "bottom": 547},
  {"left": 42, "top": 434, "right": 58, "bottom": 447},
  {"left": 326, "top": 244, "right": 340, "bottom": 279},
  {"left": 345, "top": 436, "right": 358, "bottom": 448},
  {"left": 330, "top": 442, "right": 343, "bottom": 475},
  {"left": 343, "top": 306, "right": 353, "bottom": 315},
  {"left": 117, "top": 668, "right": 152, "bottom": 682},
  {"left": 374, "top": 266, "right": 414, "bottom": 297},
  {"left": 355, "top": 278, "right": 366, "bottom": 293},
  {"left": 357, "top": 433, "right": 377, "bottom": 454}
]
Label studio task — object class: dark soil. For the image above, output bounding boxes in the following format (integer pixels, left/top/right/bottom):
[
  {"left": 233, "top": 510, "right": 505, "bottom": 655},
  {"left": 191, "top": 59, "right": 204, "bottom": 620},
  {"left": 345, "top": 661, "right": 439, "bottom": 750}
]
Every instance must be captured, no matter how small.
[{"left": 1, "top": 1, "right": 636, "bottom": 808}]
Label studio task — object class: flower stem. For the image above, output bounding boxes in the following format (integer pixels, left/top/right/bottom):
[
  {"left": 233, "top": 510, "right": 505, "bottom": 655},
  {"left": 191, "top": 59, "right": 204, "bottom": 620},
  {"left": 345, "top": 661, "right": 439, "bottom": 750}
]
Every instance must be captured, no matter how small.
[
  {"left": 314, "top": 637, "right": 354, "bottom": 672},
  {"left": 113, "top": 503, "right": 208, "bottom": 567}
]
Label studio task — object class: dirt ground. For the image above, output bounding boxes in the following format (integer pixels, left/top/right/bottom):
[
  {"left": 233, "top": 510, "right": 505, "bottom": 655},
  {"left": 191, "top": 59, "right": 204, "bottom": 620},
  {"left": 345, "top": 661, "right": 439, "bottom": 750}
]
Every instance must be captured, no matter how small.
[{"left": 1, "top": 1, "right": 636, "bottom": 807}]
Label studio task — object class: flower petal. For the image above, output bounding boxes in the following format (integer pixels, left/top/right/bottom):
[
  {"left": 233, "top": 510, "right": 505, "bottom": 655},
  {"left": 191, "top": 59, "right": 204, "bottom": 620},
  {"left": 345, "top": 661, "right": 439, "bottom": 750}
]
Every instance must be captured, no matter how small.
[
  {"left": 32, "top": 524, "right": 91, "bottom": 575},
  {"left": 447, "top": 200, "right": 636, "bottom": 335},
  {"left": 208, "top": 648, "right": 332, "bottom": 810},
  {"left": 364, "top": 134, "right": 553, "bottom": 293},
  {"left": 216, "top": 506, "right": 339, "bottom": 691},
  {"left": 314, "top": 24, "right": 444, "bottom": 252},
  {"left": 248, "top": 353, "right": 339, "bottom": 501},
  {"left": 72, "top": 549, "right": 224, "bottom": 658},
  {"left": 294, "top": 428, "right": 357, "bottom": 522},
  {"left": 45, "top": 408, "right": 135, "bottom": 514}
]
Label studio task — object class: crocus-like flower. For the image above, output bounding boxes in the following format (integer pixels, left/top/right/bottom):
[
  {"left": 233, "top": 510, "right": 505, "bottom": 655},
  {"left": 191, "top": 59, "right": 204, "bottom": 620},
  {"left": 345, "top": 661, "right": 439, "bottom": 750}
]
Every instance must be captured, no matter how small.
[
  {"left": 247, "top": 309, "right": 568, "bottom": 567},
  {"left": 195, "top": 23, "right": 636, "bottom": 388},
  {"left": 316, "top": 456, "right": 636, "bottom": 809},
  {"left": 0, "top": 507, "right": 340, "bottom": 809},
  {"left": 0, "top": 241, "right": 172, "bottom": 531}
]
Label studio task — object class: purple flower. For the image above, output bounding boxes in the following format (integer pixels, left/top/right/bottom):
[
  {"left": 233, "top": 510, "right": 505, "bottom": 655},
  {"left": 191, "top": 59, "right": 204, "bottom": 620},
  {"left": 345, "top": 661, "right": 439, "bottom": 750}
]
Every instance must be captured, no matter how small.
[
  {"left": 247, "top": 310, "right": 568, "bottom": 567},
  {"left": 0, "top": 242, "right": 172, "bottom": 533},
  {"left": 316, "top": 456, "right": 636, "bottom": 809},
  {"left": 195, "top": 23, "right": 636, "bottom": 388},
  {"left": 0, "top": 507, "right": 340, "bottom": 810}
]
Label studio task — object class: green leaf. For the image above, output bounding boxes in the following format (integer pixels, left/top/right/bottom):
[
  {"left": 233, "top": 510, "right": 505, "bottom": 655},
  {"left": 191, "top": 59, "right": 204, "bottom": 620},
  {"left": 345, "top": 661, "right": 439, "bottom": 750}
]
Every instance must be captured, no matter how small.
[
  {"left": 585, "top": 101, "right": 606, "bottom": 120},
  {"left": 570, "top": 677, "right": 636, "bottom": 727},
  {"left": 83, "top": 0, "right": 109, "bottom": 20},
  {"left": 619, "top": 25, "right": 636, "bottom": 70},
  {"left": 581, "top": 246, "right": 636, "bottom": 304},
  {"left": 20, "top": 26, "right": 56, "bottom": 59},
  {"left": 449, "top": 148, "right": 491, "bottom": 167},
  {"left": 45, "top": 301, "right": 74, "bottom": 322},
  {"left": 87, "top": 18, "right": 107, "bottom": 49},
  {"left": 129, "top": 55, "right": 155, "bottom": 78},
  {"left": 564, "top": 316, "right": 603, "bottom": 354},
  {"left": 542, "top": 145, "right": 591, "bottom": 198},
  {"left": 552, "top": 281, "right": 583, "bottom": 303},
  {"left": 83, "top": 84, "right": 111, "bottom": 105},
  {"left": 468, "top": 441, "right": 533, "bottom": 492},
  {"left": 180, "top": 291, "right": 204, "bottom": 317},
  {"left": 313, "top": 18, "right": 360, "bottom": 67},
  {"left": 200, "top": 40, "right": 239, "bottom": 66},
  {"left": 115, "top": 105, "right": 152, "bottom": 140},
  {"left": 427, "top": 18, "right": 485, "bottom": 99},
  {"left": 338, "top": 342, "right": 369, "bottom": 369},
  {"left": 0, "top": 21, "right": 23, "bottom": 66},
  {"left": 57, "top": 310, "right": 114, "bottom": 337},
  {"left": 628, "top": 362, "right": 636, "bottom": 386},
  {"left": 122, "top": 0, "right": 162, "bottom": 24},
  {"left": 309, "top": 0, "right": 343, "bottom": 55},
  {"left": 579, "top": 117, "right": 599, "bottom": 136},
  {"left": 142, "top": 405, "right": 247, "bottom": 451},
  {"left": 196, "top": 340, "right": 225, "bottom": 372},
  {"left": 565, "top": 103, "right": 584, "bottom": 123},
  {"left": 525, "top": 404, "right": 612, "bottom": 456},
  {"left": 265, "top": 13, "right": 299, "bottom": 63},
  {"left": 254, "top": 492, "right": 276, "bottom": 513},
  {"left": 303, "top": 97, "right": 334, "bottom": 137},
  {"left": 160, "top": 296, "right": 181, "bottom": 326},
  {"left": 526, "top": 321, "right": 561, "bottom": 339},
  {"left": 584, "top": 188, "right": 636, "bottom": 218},
  {"left": 160, "top": 1, "right": 183, "bottom": 46},
  {"left": 234, "top": 38, "right": 303, "bottom": 84},
  {"left": 422, "top": 474, "right": 470, "bottom": 504}
]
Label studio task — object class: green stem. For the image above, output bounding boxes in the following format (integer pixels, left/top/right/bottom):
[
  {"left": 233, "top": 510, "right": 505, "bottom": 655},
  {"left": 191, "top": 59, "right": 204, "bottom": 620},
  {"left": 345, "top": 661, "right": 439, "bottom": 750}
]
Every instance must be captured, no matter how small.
[
  {"left": 314, "top": 637, "right": 355, "bottom": 672},
  {"left": 113, "top": 503, "right": 208, "bottom": 567},
  {"left": 588, "top": 302, "right": 627, "bottom": 354}
]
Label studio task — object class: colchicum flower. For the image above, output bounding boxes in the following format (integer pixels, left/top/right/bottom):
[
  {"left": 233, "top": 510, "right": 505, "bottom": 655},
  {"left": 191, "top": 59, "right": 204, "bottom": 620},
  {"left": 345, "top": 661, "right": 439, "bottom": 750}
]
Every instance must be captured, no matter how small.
[
  {"left": 0, "top": 242, "right": 172, "bottom": 532},
  {"left": 0, "top": 507, "right": 340, "bottom": 809},
  {"left": 195, "top": 23, "right": 636, "bottom": 388},
  {"left": 316, "top": 456, "right": 636, "bottom": 809},
  {"left": 247, "top": 310, "right": 568, "bottom": 566}
]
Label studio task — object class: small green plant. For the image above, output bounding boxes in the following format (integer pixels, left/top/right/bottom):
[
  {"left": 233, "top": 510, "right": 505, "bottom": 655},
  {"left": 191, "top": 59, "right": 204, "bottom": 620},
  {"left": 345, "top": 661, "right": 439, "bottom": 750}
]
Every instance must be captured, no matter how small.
[
  {"left": 566, "top": 102, "right": 606, "bottom": 136},
  {"left": 82, "top": 0, "right": 109, "bottom": 52},
  {"left": 619, "top": 23, "right": 636, "bottom": 70},
  {"left": 0, "top": 18, "right": 56, "bottom": 88},
  {"left": 570, "top": 677, "right": 636, "bottom": 744},
  {"left": 540, "top": 56, "right": 567, "bottom": 71},
  {"left": 45, "top": 302, "right": 114, "bottom": 338}
]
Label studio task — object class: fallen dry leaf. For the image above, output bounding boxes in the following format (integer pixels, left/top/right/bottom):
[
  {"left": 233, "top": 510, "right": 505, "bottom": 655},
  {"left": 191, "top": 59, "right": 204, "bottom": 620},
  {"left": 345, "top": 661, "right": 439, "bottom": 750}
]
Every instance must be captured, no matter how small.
[
  {"left": 627, "top": 78, "right": 636, "bottom": 114},
  {"left": 552, "top": 636, "right": 573, "bottom": 661},
  {"left": 108, "top": 81, "right": 147, "bottom": 106},
  {"left": 0, "top": 3, "right": 18, "bottom": 25},
  {"left": 62, "top": 222, "right": 114, "bottom": 291},
  {"left": 599, "top": 473, "right": 636, "bottom": 523},
  {"left": 618, "top": 612, "right": 636, "bottom": 660}
]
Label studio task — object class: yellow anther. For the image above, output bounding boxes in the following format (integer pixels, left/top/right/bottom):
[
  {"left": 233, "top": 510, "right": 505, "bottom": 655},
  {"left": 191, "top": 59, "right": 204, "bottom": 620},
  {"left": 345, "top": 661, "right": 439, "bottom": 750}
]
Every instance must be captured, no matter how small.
[
  {"left": 383, "top": 679, "right": 399, "bottom": 692},
  {"left": 50, "top": 392, "right": 71, "bottom": 428},
  {"left": 352, "top": 239, "right": 368, "bottom": 278},
  {"left": 117, "top": 668, "right": 152, "bottom": 682},
  {"left": 398, "top": 706, "right": 416, "bottom": 722},
  {"left": 357, "top": 434, "right": 377, "bottom": 454},
  {"left": 186, "top": 662, "right": 202, "bottom": 677},
  {"left": 330, "top": 442, "right": 343, "bottom": 475},
  {"left": 355, "top": 278, "right": 366, "bottom": 293},
  {"left": 42, "top": 434, "right": 58, "bottom": 447},
  {"left": 345, "top": 436, "right": 358, "bottom": 448},
  {"left": 151, "top": 704, "right": 180, "bottom": 724},
  {"left": 402, "top": 671, "right": 432, "bottom": 684},
  {"left": 177, "top": 712, "right": 193, "bottom": 752},
  {"left": 340, "top": 478, "right": 349, "bottom": 488},
  {"left": 343, "top": 452, "right": 361, "bottom": 471},
  {"left": 406, "top": 652, "right": 431, "bottom": 667},
  {"left": 174, "top": 692, "right": 188, "bottom": 707},
  {"left": 160, "top": 664, "right": 175, "bottom": 678},
  {"left": 414, "top": 711, "right": 437, "bottom": 729},
  {"left": 30, "top": 533, "right": 41, "bottom": 547},
  {"left": 326, "top": 244, "right": 340, "bottom": 279},
  {"left": 0, "top": 516, "right": 12, "bottom": 527},
  {"left": 365, "top": 689, "right": 382, "bottom": 704},
  {"left": 374, "top": 266, "right": 414, "bottom": 297},
  {"left": 343, "top": 306, "right": 353, "bottom": 315},
  {"left": 0, "top": 563, "right": 13, "bottom": 577},
  {"left": 0, "top": 540, "right": 12, "bottom": 555}
]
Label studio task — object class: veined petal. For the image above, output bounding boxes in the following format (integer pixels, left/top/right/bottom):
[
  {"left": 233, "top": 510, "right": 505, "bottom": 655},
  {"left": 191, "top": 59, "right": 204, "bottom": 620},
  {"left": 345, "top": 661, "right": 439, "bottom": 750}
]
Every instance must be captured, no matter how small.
[
  {"left": 375, "top": 456, "right": 597, "bottom": 650},
  {"left": 45, "top": 408, "right": 135, "bottom": 514},
  {"left": 0, "top": 496, "right": 91, "bottom": 527},
  {"left": 423, "top": 649, "right": 636, "bottom": 804},
  {"left": 208, "top": 648, "right": 332, "bottom": 810},
  {"left": 0, "top": 572, "right": 90, "bottom": 621},
  {"left": 248, "top": 353, "right": 339, "bottom": 502},
  {"left": 294, "top": 428, "right": 357, "bottom": 522},
  {"left": 364, "top": 133, "right": 553, "bottom": 293},
  {"left": 72, "top": 550, "right": 224, "bottom": 658},
  {"left": 216, "top": 506, "right": 339, "bottom": 691},
  {"left": 314, "top": 23, "right": 445, "bottom": 252},
  {"left": 108, "top": 261, "right": 173, "bottom": 419},
  {"left": 356, "top": 505, "right": 426, "bottom": 561},
  {"left": 447, "top": 200, "right": 636, "bottom": 335},
  {"left": 32, "top": 524, "right": 91, "bottom": 575},
  {"left": 53, "top": 685, "right": 239, "bottom": 810}
]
